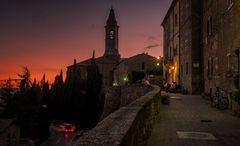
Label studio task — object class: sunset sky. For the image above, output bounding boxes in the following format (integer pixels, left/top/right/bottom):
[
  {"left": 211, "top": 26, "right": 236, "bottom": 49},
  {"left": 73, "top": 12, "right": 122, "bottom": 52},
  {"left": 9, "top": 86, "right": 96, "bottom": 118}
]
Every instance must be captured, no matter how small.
[{"left": 0, "top": 0, "right": 171, "bottom": 83}]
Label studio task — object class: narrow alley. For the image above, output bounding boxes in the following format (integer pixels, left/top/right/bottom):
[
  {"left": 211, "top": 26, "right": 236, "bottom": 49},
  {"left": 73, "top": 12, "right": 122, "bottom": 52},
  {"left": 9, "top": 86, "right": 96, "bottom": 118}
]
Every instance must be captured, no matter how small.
[{"left": 148, "top": 93, "right": 240, "bottom": 146}]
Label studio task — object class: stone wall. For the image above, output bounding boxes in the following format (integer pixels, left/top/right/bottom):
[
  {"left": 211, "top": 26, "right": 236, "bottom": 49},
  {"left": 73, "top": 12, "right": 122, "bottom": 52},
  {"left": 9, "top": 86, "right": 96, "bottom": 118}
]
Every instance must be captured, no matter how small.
[
  {"left": 101, "top": 84, "right": 153, "bottom": 120},
  {"left": 72, "top": 85, "right": 161, "bottom": 146}
]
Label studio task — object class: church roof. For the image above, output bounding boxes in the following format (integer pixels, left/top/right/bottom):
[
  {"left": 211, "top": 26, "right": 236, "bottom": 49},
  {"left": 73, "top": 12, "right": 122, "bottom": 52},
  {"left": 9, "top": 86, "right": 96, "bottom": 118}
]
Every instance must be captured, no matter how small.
[
  {"left": 125, "top": 53, "right": 156, "bottom": 61},
  {"left": 107, "top": 8, "right": 117, "bottom": 25},
  {"left": 67, "top": 53, "right": 156, "bottom": 69},
  {"left": 115, "top": 53, "right": 156, "bottom": 67},
  {"left": 67, "top": 55, "right": 120, "bottom": 68}
]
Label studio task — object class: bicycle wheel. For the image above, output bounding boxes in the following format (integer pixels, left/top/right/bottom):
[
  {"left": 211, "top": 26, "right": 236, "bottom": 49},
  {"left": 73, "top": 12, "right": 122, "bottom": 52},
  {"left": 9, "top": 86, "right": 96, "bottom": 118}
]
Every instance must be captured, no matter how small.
[
  {"left": 219, "top": 97, "right": 229, "bottom": 110},
  {"left": 211, "top": 96, "right": 218, "bottom": 107}
]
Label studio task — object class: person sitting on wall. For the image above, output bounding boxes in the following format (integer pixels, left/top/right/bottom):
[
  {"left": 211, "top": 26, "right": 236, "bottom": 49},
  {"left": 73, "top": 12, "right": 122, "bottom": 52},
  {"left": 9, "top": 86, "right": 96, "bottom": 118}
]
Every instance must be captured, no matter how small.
[
  {"left": 169, "top": 81, "right": 177, "bottom": 93},
  {"left": 164, "top": 82, "right": 171, "bottom": 92}
]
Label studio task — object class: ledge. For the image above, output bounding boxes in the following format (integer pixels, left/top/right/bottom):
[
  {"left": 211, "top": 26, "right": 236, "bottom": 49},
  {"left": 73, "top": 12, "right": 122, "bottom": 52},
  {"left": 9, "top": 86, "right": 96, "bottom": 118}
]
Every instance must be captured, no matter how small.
[{"left": 72, "top": 85, "right": 161, "bottom": 146}]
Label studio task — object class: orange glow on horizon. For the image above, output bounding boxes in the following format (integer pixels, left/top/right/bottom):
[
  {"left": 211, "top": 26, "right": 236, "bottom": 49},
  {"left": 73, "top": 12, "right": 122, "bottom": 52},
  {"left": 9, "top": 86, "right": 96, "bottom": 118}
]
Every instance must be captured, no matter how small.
[{"left": 0, "top": 47, "right": 162, "bottom": 86}]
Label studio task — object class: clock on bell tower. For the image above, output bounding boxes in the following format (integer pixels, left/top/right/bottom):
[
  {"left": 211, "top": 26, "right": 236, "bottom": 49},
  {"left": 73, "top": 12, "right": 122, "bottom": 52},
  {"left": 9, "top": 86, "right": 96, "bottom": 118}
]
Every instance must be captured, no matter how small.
[{"left": 104, "top": 8, "right": 120, "bottom": 59}]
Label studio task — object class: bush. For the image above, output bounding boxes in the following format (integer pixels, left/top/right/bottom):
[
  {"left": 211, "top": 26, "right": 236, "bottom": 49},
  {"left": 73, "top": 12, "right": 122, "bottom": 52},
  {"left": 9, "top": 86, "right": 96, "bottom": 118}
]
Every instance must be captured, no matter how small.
[
  {"left": 130, "top": 71, "right": 146, "bottom": 83},
  {"left": 231, "top": 89, "right": 240, "bottom": 103}
]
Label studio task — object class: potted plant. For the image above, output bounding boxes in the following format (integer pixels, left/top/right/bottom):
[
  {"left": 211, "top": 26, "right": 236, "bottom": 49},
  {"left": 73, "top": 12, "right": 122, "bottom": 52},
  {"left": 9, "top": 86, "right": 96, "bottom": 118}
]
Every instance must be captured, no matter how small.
[
  {"left": 161, "top": 94, "right": 170, "bottom": 104},
  {"left": 231, "top": 89, "right": 240, "bottom": 116}
]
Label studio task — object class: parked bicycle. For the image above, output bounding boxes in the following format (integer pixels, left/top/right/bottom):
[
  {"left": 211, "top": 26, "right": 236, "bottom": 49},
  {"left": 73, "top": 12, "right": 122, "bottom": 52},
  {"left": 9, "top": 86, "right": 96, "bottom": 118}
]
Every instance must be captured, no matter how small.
[{"left": 211, "top": 87, "right": 229, "bottom": 110}]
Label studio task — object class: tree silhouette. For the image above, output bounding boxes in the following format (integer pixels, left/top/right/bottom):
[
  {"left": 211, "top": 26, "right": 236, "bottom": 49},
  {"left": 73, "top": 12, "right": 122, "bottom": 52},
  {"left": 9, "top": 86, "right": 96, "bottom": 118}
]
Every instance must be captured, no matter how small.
[
  {"left": 49, "top": 70, "right": 65, "bottom": 120},
  {"left": 18, "top": 67, "right": 31, "bottom": 92},
  {"left": 85, "top": 52, "right": 103, "bottom": 127},
  {"left": 40, "top": 74, "right": 51, "bottom": 105},
  {"left": 0, "top": 77, "right": 14, "bottom": 116}
]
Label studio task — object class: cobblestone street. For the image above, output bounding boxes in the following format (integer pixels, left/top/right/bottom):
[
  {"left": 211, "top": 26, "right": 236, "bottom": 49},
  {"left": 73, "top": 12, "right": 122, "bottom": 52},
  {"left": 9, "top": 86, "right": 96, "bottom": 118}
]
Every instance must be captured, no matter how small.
[{"left": 147, "top": 92, "right": 240, "bottom": 146}]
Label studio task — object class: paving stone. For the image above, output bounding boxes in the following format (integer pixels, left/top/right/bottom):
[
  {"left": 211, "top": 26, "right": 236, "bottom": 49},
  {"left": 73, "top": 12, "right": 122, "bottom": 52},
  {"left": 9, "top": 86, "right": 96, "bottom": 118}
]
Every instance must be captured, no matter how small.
[{"left": 147, "top": 92, "right": 240, "bottom": 146}]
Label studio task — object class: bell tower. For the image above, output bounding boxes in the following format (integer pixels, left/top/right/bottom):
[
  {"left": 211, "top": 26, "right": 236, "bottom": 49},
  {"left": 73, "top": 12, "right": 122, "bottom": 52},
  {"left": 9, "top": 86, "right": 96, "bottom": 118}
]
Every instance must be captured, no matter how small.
[{"left": 104, "top": 8, "right": 120, "bottom": 59}]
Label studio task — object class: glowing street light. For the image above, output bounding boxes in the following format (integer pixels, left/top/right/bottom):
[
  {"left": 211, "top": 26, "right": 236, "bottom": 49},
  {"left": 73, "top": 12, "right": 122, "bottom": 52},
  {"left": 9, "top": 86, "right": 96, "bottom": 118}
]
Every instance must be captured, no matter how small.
[
  {"left": 112, "top": 80, "right": 118, "bottom": 86},
  {"left": 123, "top": 76, "right": 128, "bottom": 82}
]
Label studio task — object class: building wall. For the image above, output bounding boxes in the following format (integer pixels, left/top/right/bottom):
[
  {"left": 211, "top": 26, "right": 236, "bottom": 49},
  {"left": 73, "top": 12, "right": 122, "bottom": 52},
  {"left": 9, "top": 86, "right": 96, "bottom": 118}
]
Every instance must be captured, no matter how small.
[
  {"left": 100, "top": 84, "right": 153, "bottom": 120},
  {"left": 163, "top": 0, "right": 240, "bottom": 94},
  {"left": 163, "top": 0, "right": 202, "bottom": 94},
  {"left": 0, "top": 123, "right": 20, "bottom": 146},
  {"left": 99, "top": 62, "right": 116, "bottom": 86},
  {"left": 191, "top": 0, "right": 203, "bottom": 94},
  {"left": 162, "top": 0, "right": 180, "bottom": 85},
  {"left": 202, "top": 0, "right": 221, "bottom": 95},
  {"left": 113, "top": 54, "right": 158, "bottom": 86},
  {"left": 203, "top": 0, "right": 240, "bottom": 95},
  {"left": 179, "top": 0, "right": 192, "bottom": 92}
]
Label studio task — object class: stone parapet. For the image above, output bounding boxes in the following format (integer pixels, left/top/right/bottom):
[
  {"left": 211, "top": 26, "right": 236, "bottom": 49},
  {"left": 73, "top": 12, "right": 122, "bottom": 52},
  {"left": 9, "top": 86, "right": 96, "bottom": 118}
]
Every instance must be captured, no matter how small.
[
  {"left": 72, "top": 85, "right": 161, "bottom": 146},
  {"left": 101, "top": 84, "right": 153, "bottom": 120}
]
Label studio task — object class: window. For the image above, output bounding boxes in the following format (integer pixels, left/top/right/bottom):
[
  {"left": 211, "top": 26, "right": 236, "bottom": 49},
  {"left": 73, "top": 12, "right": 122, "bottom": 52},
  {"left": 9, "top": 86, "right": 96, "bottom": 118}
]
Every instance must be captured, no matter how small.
[
  {"left": 211, "top": 58, "right": 214, "bottom": 76},
  {"left": 186, "top": 62, "right": 188, "bottom": 75},
  {"left": 215, "top": 57, "right": 219, "bottom": 75},
  {"left": 141, "top": 62, "right": 145, "bottom": 70},
  {"left": 181, "top": 65, "right": 183, "bottom": 76},
  {"left": 175, "top": 14, "right": 178, "bottom": 26},
  {"left": 207, "top": 57, "right": 213, "bottom": 79},
  {"left": 227, "top": 53, "right": 231, "bottom": 72},
  {"left": 207, "top": 60, "right": 210, "bottom": 77},
  {"left": 173, "top": 48, "right": 177, "bottom": 56},
  {"left": 207, "top": 16, "right": 212, "bottom": 36},
  {"left": 169, "top": 47, "right": 172, "bottom": 58},
  {"left": 227, "top": 50, "right": 239, "bottom": 75}
]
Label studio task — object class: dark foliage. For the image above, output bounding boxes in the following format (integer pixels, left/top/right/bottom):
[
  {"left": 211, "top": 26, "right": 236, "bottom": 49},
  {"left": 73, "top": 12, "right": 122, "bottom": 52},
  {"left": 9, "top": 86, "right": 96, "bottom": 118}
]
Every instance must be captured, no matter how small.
[
  {"left": 2, "top": 58, "right": 104, "bottom": 140},
  {"left": 85, "top": 56, "right": 103, "bottom": 127},
  {"left": 147, "top": 61, "right": 163, "bottom": 76},
  {"left": 130, "top": 71, "right": 146, "bottom": 83},
  {"left": 2, "top": 68, "right": 51, "bottom": 140}
]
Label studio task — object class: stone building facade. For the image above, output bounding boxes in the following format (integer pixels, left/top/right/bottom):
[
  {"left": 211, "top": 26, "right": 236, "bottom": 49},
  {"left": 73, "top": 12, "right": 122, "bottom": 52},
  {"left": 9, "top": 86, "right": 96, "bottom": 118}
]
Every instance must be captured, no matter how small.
[
  {"left": 162, "top": 0, "right": 180, "bottom": 85},
  {"left": 202, "top": 0, "right": 240, "bottom": 96},
  {"left": 113, "top": 53, "right": 158, "bottom": 86},
  {"left": 163, "top": 0, "right": 240, "bottom": 94},
  {"left": 162, "top": 0, "right": 202, "bottom": 94}
]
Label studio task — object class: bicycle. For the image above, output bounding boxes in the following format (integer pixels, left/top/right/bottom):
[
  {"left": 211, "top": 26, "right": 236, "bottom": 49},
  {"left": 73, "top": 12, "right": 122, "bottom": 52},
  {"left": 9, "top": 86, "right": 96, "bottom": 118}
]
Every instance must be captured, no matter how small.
[{"left": 211, "top": 88, "right": 229, "bottom": 110}]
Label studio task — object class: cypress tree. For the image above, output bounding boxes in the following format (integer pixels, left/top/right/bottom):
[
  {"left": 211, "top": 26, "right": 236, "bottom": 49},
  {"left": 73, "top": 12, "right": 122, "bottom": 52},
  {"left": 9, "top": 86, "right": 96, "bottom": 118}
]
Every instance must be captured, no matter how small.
[{"left": 85, "top": 51, "right": 102, "bottom": 127}]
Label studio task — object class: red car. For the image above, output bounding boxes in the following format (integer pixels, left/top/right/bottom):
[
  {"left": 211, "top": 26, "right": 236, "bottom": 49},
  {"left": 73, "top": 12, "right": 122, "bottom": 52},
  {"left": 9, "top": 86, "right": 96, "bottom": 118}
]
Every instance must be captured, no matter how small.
[{"left": 65, "top": 125, "right": 74, "bottom": 133}]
